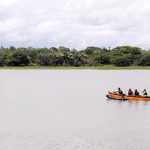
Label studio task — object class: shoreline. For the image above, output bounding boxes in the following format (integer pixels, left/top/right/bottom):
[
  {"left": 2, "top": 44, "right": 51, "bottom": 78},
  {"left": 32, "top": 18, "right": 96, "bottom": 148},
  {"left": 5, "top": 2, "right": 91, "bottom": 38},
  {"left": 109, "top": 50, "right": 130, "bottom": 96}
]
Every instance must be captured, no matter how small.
[{"left": 0, "top": 65, "right": 150, "bottom": 70}]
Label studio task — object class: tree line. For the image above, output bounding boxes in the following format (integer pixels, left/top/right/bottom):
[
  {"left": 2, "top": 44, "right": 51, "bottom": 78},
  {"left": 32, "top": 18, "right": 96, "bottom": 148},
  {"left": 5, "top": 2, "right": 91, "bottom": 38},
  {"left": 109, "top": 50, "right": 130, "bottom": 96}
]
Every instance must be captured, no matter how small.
[{"left": 0, "top": 45, "right": 150, "bottom": 66}]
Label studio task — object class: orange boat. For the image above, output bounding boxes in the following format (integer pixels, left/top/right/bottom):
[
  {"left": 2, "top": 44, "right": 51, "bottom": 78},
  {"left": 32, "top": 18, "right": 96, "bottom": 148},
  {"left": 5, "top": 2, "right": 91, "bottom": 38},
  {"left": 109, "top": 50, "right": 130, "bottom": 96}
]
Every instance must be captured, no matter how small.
[{"left": 106, "top": 92, "right": 150, "bottom": 101}]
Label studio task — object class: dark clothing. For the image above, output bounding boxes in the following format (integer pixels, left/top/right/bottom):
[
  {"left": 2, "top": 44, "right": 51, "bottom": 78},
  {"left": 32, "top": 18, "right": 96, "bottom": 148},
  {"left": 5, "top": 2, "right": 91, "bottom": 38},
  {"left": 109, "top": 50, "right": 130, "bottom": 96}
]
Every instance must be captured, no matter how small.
[
  {"left": 134, "top": 90, "right": 139, "bottom": 96},
  {"left": 128, "top": 89, "right": 133, "bottom": 95},
  {"left": 118, "top": 89, "right": 123, "bottom": 95}
]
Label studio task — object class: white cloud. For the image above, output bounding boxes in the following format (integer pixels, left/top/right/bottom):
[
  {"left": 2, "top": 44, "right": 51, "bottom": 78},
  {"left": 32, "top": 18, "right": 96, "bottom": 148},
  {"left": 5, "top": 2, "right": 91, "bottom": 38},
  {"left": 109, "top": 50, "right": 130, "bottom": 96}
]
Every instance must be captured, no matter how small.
[
  {"left": 0, "top": 0, "right": 150, "bottom": 49},
  {"left": 0, "top": 17, "right": 25, "bottom": 33},
  {"left": 0, "top": 0, "right": 18, "bottom": 6}
]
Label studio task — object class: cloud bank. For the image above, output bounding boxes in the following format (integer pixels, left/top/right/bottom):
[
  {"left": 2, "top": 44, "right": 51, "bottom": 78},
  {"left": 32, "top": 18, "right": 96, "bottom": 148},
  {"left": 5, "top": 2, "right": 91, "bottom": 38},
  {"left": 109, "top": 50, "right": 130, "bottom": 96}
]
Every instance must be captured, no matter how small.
[{"left": 0, "top": 0, "right": 150, "bottom": 49}]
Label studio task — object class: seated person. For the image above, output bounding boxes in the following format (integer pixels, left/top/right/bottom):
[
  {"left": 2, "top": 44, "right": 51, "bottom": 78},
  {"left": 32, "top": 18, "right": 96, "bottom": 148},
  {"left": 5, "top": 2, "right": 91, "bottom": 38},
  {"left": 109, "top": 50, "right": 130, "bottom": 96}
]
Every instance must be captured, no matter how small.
[
  {"left": 142, "top": 89, "right": 148, "bottom": 97},
  {"left": 134, "top": 89, "right": 140, "bottom": 96},
  {"left": 128, "top": 89, "right": 133, "bottom": 95},
  {"left": 118, "top": 88, "right": 123, "bottom": 95}
]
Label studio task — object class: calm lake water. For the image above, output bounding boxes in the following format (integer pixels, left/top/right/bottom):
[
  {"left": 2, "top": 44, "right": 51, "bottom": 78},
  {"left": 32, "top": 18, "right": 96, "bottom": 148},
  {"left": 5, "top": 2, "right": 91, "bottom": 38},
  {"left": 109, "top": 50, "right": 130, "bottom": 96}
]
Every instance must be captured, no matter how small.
[{"left": 0, "top": 70, "right": 150, "bottom": 150}]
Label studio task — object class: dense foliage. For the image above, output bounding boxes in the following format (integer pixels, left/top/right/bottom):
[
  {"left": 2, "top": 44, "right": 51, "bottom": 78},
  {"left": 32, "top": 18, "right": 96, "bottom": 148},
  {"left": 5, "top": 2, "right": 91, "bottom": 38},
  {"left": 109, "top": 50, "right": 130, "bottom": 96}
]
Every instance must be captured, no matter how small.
[{"left": 0, "top": 45, "right": 149, "bottom": 66}]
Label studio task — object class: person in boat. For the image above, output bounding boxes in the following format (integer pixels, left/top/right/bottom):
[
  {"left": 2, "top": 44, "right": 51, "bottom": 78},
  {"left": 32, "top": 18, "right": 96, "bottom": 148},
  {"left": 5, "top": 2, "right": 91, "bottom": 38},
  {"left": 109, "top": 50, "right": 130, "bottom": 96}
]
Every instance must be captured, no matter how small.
[
  {"left": 134, "top": 89, "right": 140, "bottom": 96},
  {"left": 142, "top": 89, "right": 148, "bottom": 97},
  {"left": 128, "top": 89, "right": 133, "bottom": 95},
  {"left": 118, "top": 88, "right": 123, "bottom": 95}
]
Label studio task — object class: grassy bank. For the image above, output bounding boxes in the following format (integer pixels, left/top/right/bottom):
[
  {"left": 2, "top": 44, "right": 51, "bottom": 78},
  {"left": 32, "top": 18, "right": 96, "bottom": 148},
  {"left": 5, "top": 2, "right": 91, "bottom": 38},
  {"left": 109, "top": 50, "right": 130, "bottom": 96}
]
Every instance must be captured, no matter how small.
[{"left": 0, "top": 65, "right": 150, "bottom": 70}]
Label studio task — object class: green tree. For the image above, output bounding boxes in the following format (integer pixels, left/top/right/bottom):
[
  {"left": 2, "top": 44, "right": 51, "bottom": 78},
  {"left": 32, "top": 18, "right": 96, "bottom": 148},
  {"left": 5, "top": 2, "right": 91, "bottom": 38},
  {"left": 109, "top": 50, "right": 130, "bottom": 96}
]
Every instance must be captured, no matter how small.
[
  {"left": 137, "top": 54, "right": 150, "bottom": 66},
  {"left": 111, "top": 46, "right": 142, "bottom": 65},
  {"left": 0, "top": 53, "right": 6, "bottom": 66},
  {"left": 37, "top": 54, "right": 54, "bottom": 66},
  {"left": 112, "top": 46, "right": 141, "bottom": 55},
  {"left": 8, "top": 51, "right": 30, "bottom": 66},
  {"left": 68, "top": 49, "right": 87, "bottom": 66},
  {"left": 10, "top": 46, "right": 16, "bottom": 50},
  {"left": 84, "top": 46, "right": 102, "bottom": 56},
  {"left": 112, "top": 55, "right": 132, "bottom": 66},
  {"left": 93, "top": 53, "right": 111, "bottom": 65}
]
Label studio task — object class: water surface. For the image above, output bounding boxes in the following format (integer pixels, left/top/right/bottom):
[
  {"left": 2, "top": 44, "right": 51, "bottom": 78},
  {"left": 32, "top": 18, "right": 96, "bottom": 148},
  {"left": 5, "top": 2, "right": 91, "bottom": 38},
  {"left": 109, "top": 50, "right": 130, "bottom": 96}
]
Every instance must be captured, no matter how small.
[{"left": 0, "top": 70, "right": 150, "bottom": 150}]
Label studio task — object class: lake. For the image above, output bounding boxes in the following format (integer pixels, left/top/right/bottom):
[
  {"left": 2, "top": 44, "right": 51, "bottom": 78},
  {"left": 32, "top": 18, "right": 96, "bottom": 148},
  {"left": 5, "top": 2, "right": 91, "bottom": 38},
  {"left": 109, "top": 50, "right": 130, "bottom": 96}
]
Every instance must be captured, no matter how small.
[{"left": 0, "top": 70, "right": 150, "bottom": 150}]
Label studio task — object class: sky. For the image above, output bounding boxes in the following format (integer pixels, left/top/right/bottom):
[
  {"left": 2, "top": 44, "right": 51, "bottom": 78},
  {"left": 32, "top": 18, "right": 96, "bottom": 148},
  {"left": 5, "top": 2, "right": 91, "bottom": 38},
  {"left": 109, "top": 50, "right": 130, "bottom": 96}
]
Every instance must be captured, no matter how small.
[{"left": 0, "top": 0, "right": 150, "bottom": 49}]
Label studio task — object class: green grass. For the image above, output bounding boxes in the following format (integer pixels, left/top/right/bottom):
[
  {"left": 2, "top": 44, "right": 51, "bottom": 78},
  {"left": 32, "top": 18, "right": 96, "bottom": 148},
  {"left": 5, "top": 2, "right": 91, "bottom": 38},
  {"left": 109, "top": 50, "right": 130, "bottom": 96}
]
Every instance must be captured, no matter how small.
[{"left": 0, "top": 65, "right": 150, "bottom": 70}]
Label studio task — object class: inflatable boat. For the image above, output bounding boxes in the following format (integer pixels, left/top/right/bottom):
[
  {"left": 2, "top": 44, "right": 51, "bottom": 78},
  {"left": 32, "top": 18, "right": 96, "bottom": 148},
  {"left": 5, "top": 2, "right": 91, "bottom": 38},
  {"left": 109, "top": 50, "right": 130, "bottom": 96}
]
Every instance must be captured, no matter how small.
[{"left": 106, "top": 92, "right": 150, "bottom": 101}]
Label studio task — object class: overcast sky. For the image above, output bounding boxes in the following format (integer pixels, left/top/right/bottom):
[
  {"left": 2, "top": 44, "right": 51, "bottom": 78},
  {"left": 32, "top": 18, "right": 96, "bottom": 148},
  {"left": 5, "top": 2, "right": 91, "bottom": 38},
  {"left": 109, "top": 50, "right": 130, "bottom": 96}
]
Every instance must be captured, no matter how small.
[{"left": 0, "top": 0, "right": 150, "bottom": 49}]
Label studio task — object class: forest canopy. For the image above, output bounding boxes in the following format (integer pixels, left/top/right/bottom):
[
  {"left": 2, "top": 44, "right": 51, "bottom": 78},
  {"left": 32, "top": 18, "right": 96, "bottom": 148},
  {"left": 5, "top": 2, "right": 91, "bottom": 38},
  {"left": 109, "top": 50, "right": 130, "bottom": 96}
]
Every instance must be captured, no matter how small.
[{"left": 0, "top": 46, "right": 149, "bottom": 67}]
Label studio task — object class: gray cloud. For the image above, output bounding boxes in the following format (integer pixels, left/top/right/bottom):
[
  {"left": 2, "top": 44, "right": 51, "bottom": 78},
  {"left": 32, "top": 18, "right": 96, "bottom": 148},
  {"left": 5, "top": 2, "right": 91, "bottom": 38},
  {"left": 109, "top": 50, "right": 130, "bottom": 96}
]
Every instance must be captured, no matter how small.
[{"left": 0, "top": 0, "right": 150, "bottom": 49}]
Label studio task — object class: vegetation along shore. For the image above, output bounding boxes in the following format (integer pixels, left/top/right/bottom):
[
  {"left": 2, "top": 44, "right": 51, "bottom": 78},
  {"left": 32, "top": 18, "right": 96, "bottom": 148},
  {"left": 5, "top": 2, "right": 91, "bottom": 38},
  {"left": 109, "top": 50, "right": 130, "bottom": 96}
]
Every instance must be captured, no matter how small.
[
  {"left": 0, "top": 45, "right": 150, "bottom": 69},
  {"left": 1, "top": 66, "right": 150, "bottom": 70}
]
